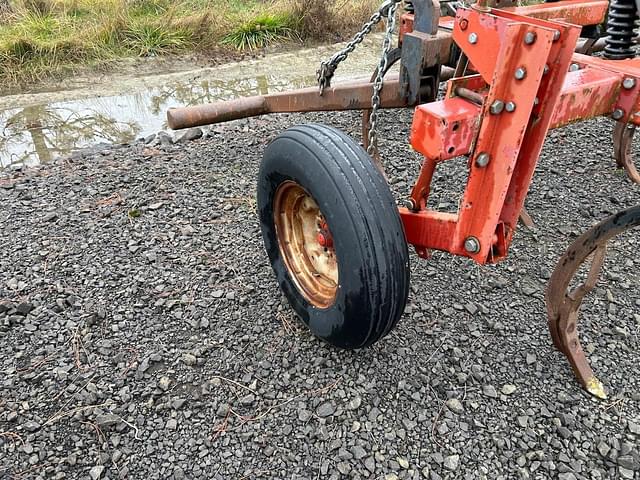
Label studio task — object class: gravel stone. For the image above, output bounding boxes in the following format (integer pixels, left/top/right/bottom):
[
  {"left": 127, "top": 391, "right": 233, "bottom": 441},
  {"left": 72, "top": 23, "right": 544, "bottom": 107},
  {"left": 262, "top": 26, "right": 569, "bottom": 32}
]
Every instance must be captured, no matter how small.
[
  {"left": 443, "top": 455, "right": 460, "bottom": 471},
  {"left": 1, "top": 106, "right": 638, "bottom": 479},
  {"left": 89, "top": 466, "right": 105, "bottom": 480},
  {"left": 445, "top": 398, "right": 464, "bottom": 414},
  {"left": 501, "top": 384, "right": 517, "bottom": 395},
  {"left": 316, "top": 401, "right": 336, "bottom": 417},
  {"left": 482, "top": 385, "right": 498, "bottom": 398}
]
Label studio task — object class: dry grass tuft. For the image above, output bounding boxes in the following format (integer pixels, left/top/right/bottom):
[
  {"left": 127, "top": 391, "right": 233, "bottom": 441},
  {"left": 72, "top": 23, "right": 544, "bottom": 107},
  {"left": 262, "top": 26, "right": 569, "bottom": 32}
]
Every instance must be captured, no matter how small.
[{"left": 0, "top": 0, "right": 381, "bottom": 84}]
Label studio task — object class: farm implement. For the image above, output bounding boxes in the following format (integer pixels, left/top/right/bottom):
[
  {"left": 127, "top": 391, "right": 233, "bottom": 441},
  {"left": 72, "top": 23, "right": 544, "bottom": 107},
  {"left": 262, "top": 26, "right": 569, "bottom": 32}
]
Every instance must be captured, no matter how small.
[{"left": 167, "top": 0, "right": 640, "bottom": 399}]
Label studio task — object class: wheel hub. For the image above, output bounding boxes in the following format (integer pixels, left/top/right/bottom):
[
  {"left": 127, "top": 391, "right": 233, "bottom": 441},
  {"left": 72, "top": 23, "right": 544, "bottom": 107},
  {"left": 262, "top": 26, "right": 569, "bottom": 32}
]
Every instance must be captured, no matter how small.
[{"left": 273, "top": 181, "right": 339, "bottom": 308}]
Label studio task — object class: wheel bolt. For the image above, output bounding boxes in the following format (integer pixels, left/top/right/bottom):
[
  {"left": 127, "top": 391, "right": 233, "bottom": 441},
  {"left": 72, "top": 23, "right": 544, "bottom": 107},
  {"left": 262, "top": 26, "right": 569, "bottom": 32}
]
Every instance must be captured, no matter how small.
[{"left": 317, "top": 232, "right": 333, "bottom": 248}]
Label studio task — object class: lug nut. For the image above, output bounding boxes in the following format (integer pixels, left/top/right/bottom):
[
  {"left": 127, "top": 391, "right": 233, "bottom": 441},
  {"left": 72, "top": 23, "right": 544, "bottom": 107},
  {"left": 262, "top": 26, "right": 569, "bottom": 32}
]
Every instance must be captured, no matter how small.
[
  {"left": 475, "top": 152, "right": 490, "bottom": 167},
  {"left": 490, "top": 100, "right": 504, "bottom": 114},
  {"left": 505, "top": 101, "right": 516, "bottom": 112},
  {"left": 612, "top": 108, "right": 625, "bottom": 120},
  {"left": 623, "top": 77, "right": 636, "bottom": 89},
  {"left": 468, "top": 32, "right": 478, "bottom": 44},
  {"left": 464, "top": 237, "right": 481, "bottom": 254},
  {"left": 524, "top": 32, "right": 536, "bottom": 45},
  {"left": 514, "top": 67, "right": 527, "bottom": 80}
]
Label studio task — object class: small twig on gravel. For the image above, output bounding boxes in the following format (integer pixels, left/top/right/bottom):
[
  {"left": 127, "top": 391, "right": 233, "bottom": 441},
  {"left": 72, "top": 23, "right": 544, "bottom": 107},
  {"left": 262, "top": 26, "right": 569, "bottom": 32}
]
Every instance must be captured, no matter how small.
[
  {"left": 82, "top": 420, "right": 106, "bottom": 462},
  {"left": 118, "top": 417, "right": 142, "bottom": 441},
  {"left": 430, "top": 399, "right": 447, "bottom": 449},
  {"left": 211, "top": 409, "right": 233, "bottom": 441},
  {"left": 276, "top": 310, "right": 298, "bottom": 336},
  {"left": 212, "top": 375, "right": 258, "bottom": 395},
  {"left": 425, "top": 335, "right": 449, "bottom": 364},
  {"left": 211, "top": 379, "right": 341, "bottom": 439},
  {"left": 118, "top": 346, "right": 140, "bottom": 378},
  {"left": 603, "top": 397, "right": 626, "bottom": 412},
  {"left": 71, "top": 327, "right": 92, "bottom": 372},
  {"left": 44, "top": 402, "right": 111, "bottom": 427},
  {"left": 0, "top": 430, "right": 25, "bottom": 447}
]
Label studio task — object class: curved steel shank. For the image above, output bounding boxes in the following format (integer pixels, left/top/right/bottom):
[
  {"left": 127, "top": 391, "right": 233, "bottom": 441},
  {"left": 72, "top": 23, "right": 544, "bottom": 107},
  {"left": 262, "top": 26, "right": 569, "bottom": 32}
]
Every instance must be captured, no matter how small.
[
  {"left": 613, "top": 122, "right": 640, "bottom": 184},
  {"left": 546, "top": 205, "right": 640, "bottom": 399}
]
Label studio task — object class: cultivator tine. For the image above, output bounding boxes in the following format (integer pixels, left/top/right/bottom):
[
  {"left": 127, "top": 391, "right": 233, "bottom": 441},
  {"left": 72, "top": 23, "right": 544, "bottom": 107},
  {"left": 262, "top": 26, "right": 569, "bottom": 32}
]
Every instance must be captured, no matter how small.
[
  {"left": 613, "top": 121, "right": 640, "bottom": 183},
  {"left": 546, "top": 205, "right": 640, "bottom": 399}
]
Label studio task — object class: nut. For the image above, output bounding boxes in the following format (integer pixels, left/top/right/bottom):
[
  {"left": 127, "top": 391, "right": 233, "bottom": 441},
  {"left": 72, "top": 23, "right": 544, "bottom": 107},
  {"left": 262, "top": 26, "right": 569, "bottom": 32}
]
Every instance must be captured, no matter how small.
[
  {"left": 524, "top": 32, "right": 536, "bottom": 45},
  {"left": 489, "top": 100, "right": 505, "bottom": 115},
  {"left": 475, "top": 152, "right": 490, "bottom": 167},
  {"left": 514, "top": 67, "right": 527, "bottom": 80},
  {"left": 464, "top": 237, "right": 481, "bottom": 254}
]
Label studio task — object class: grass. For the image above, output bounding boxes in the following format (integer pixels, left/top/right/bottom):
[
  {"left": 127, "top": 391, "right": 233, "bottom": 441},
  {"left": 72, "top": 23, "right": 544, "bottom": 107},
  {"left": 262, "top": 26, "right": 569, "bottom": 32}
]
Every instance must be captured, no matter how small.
[{"left": 0, "top": 0, "right": 379, "bottom": 85}]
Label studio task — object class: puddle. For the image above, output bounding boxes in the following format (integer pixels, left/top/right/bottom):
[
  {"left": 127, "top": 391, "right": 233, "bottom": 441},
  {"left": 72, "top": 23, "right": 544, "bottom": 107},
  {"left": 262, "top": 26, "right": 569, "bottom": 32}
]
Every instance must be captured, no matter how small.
[{"left": 0, "top": 36, "right": 384, "bottom": 169}]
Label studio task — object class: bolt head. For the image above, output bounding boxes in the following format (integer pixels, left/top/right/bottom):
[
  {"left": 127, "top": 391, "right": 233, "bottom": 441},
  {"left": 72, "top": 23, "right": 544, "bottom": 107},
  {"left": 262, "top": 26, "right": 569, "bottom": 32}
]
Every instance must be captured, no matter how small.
[
  {"left": 464, "top": 237, "right": 481, "bottom": 254},
  {"left": 524, "top": 32, "right": 536, "bottom": 45},
  {"left": 489, "top": 100, "right": 504, "bottom": 115},
  {"left": 552, "top": 30, "right": 561, "bottom": 42},
  {"left": 475, "top": 152, "right": 490, "bottom": 167},
  {"left": 505, "top": 101, "right": 516, "bottom": 112},
  {"left": 612, "top": 108, "right": 625, "bottom": 120},
  {"left": 533, "top": 97, "right": 539, "bottom": 106},
  {"left": 623, "top": 77, "right": 636, "bottom": 89},
  {"left": 543, "top": 64, "right": 550, "bottom": 75},
  {"left": 468, "top": 33, "right": 478, "bottom": 44},
  {"left": 514, "top": 67, "right": 526, "bottom": 80},
  {"left": 569, "top": 63, "right": 580, "bottom": 72}
]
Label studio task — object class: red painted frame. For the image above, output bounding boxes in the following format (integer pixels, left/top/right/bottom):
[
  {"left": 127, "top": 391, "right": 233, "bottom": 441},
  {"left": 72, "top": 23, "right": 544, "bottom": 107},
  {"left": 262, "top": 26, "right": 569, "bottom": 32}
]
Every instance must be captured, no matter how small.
[{"left": 401, "top": 5, "right": 640, "bottom": 265}]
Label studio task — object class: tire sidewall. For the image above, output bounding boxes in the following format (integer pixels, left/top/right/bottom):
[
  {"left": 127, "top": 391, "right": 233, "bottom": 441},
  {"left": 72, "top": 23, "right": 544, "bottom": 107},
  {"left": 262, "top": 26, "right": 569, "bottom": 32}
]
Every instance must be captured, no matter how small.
[{"left": 258, "top": 137, "right": 378, "bottom": 348}]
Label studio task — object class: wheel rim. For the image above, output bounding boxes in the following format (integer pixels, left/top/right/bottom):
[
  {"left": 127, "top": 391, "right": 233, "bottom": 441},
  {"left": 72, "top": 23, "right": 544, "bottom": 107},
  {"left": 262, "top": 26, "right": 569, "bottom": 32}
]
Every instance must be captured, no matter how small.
[{"left": 273, "top": 181, "right": 339, "bottom": 308}]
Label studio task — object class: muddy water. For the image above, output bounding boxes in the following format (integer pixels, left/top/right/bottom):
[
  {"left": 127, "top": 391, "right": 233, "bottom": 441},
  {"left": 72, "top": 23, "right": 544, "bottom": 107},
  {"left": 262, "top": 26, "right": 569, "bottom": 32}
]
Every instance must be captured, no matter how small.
[{"left": 0, "top": 36, "right": 384, "bottom": 169}]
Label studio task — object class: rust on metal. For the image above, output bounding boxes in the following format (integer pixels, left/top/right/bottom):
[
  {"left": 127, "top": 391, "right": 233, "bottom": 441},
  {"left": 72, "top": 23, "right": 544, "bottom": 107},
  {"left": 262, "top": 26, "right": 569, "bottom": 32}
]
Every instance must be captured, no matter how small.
[
  {"left": 546, "top": 206, "right": 640, "bottom": 399},
  {"left": 273, "top": 181, "right": 338, "bottom": 309},
  {"left": 613, "top": 122, "right": 640, "bottom": 183},
  {"left": 167, "top": 77, "right": 412, "bottom": 130}
]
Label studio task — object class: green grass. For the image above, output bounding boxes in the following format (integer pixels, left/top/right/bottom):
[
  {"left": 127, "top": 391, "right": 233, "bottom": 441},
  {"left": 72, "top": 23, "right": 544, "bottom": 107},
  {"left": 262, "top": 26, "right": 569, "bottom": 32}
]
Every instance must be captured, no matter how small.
[
  {"left": 222, "top": 13, "right": 296, "bottom": 50},
  {"left": 0, "top": 0, "right": 378, "bottom": 85}
]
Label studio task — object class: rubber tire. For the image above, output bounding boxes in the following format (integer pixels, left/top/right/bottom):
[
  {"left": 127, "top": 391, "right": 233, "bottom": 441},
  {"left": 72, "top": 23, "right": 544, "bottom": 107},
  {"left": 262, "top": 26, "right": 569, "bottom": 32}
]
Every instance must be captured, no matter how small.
[{"left": 257, "top": 123, "right": 410, "bottom": 349}]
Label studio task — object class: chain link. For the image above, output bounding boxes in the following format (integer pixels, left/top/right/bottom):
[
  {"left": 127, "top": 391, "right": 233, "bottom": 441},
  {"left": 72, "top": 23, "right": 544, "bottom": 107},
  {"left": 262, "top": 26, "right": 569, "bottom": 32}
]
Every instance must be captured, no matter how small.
[
  {"left": 367, "top": 1, "right": 400, "bottom": 156},
  {"left": 317, "top": 0, "right": 403, "bottom": 95}
]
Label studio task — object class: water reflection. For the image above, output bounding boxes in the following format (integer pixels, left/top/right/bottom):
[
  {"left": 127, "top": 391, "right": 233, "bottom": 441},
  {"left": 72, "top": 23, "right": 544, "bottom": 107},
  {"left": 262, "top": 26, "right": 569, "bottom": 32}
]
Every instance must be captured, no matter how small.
[
  {"left": 0, "top": 73, "right": 316, "bottom": 169},
  {"left": 0, "top": 34, "right": 382, "bottom": 169}
]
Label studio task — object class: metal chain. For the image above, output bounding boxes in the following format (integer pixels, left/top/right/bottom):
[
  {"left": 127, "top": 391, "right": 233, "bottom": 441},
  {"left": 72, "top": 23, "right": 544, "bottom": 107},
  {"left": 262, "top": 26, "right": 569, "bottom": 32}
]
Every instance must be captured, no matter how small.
[
  {"left": 367, "top": 1, "right": 400, "bottom": 156},
  {"left": 317, "top": 0, "right": 403, "bottom": 95}
]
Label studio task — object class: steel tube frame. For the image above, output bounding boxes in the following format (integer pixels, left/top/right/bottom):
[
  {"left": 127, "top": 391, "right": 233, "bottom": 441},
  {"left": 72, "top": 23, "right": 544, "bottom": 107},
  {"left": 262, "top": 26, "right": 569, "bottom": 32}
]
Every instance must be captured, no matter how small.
[{"left": 402, "top": 8, "right": 640, "bottom": 265}]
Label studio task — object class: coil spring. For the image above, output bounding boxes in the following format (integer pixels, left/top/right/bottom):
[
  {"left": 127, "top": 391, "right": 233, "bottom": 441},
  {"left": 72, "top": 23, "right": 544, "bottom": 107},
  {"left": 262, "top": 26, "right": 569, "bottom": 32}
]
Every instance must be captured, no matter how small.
[
  {"left": 604, "top": 0, "right": 638, "bottom": 59},
  {"left": 404, "top": 0, "right": 414, "bottom": 12}
]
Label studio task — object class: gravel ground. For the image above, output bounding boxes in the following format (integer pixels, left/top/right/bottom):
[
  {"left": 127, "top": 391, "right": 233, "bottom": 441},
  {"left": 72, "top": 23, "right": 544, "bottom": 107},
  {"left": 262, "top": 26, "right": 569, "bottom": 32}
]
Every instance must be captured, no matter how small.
[{"left": 0, "top": 109, "right": 639, "bottom": 480}]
